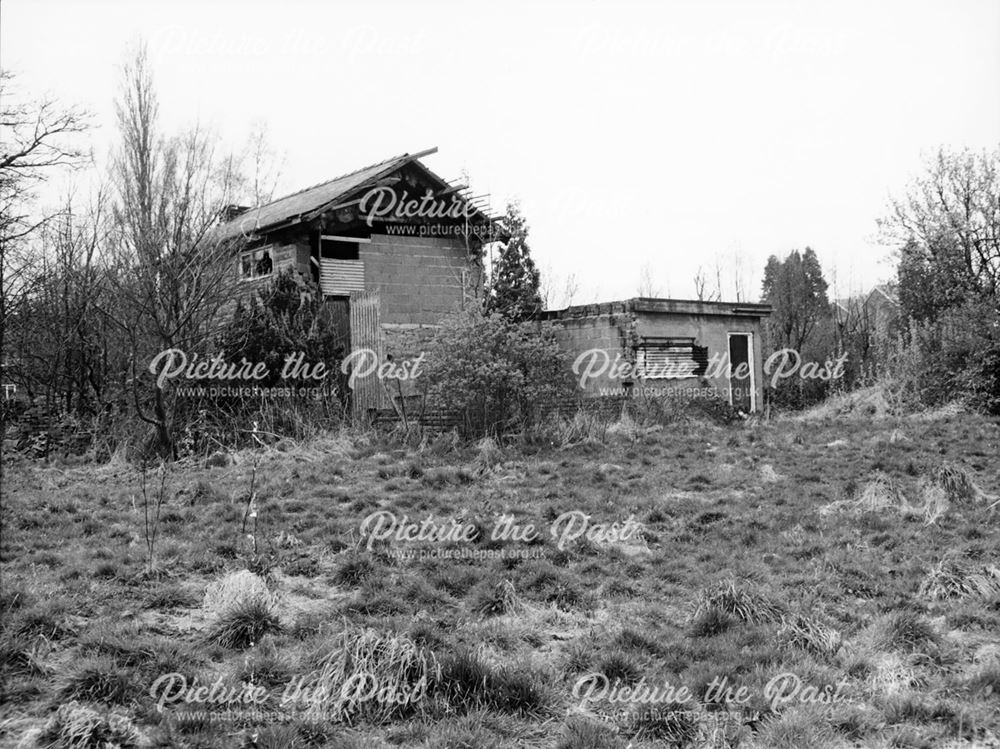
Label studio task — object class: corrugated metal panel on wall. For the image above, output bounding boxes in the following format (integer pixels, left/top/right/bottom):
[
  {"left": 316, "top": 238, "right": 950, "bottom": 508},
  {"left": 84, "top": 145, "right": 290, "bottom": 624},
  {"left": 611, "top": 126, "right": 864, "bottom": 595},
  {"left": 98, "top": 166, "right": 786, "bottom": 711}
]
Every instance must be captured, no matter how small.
[
  {"left": 349, "top": 289, "right": 384, "bottom": 421},
  {"left": 636, "top": 345, "right": 699, "bottom": 378},
  {"left": 320, "top": 259, "right": 365, "bottom": 296}
]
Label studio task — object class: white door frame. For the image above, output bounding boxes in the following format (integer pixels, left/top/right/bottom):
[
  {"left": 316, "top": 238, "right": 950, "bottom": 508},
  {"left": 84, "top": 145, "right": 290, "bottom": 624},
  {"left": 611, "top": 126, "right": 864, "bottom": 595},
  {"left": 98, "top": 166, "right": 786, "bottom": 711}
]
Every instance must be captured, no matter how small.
[{"left": 726, "top": 332, "right": 756, "bottom": 412}]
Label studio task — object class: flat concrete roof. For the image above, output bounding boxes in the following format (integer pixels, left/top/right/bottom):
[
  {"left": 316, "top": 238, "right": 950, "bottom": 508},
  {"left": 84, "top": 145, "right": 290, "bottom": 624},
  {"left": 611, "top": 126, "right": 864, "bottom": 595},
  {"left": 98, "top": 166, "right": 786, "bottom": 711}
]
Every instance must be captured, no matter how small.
[{"left": 542, "top": 297, "right": 772, "bottom": 320}]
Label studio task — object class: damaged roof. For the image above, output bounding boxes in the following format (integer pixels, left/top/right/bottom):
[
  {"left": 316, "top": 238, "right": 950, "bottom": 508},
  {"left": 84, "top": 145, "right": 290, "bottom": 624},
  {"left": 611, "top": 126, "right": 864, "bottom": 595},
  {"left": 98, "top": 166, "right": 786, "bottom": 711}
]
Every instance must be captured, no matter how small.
[{"left": 218, "top": 147, "right": 492, "bottom": 241}]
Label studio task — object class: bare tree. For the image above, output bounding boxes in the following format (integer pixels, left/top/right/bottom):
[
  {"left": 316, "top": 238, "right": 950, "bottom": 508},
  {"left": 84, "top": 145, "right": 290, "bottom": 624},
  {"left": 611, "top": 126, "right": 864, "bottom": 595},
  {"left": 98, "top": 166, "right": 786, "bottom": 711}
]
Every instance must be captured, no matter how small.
[
  {"left": 102, "top": 46, "right": 248, "bottom": 458},
  {"left": 730, "top": 249, "right": 747, "bottom": 302},
  {"left": 8, "top": 188, "right": 112, "bottom": 413},
  {"left": 1, "top": 72, "right": 89, "bottom": 386},
  {"left": 637, "top": 262, "right": 661, "bottom": 297},
  {"left": 880, "top": 146, "right": 1000, "bottom": 316},
  {"left": 244, "top": 122, "right": 285, "bottom": 207},
  {"left": 539, "top": 262, "right": 579, "bottom": 310},
  {"left": 693, "top": 266, "right": 711, "bottom": 301},
  {"left": 0, "top": 72, "right": 89, "bottom": 513}
]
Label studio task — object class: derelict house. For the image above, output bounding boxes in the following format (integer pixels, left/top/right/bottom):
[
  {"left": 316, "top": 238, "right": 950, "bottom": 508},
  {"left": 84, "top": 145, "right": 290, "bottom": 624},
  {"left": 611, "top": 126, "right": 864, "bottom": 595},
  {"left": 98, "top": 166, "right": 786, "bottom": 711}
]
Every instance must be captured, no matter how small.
[
  {"left": 217, "top": 148, "right": 499, "bottom": 418},
  {"left": 218, "top": 148, "right": 771, "bottom": 419}
]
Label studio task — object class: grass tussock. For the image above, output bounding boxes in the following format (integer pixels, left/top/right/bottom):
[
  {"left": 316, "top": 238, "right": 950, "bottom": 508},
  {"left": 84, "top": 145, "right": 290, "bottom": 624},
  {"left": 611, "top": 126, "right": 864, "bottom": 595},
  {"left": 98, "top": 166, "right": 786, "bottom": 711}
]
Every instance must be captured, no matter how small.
[
  {"left": 746, "top": 704, "right": 844, "bottom": 749},
  {"left": 779, "top": 612, "right": 843, "bottom": 656},
  {"left": 853, "top": 472, "right": 913, "bottom": 514},
  {"left": 202, "top": 569, "right": 279, "bottom": 616},
  {"left": 473, "top": 437, "right": 505, "bottom": 474},
  {"left": 436, "top": 648, "right": 551, "bottom": 717},
  {"left": 627, "top": 706, "right": 702, "bottom": 745},
  {"left": 872, "top": 611, "right": 941, "bottom": 655},
  {"left": 36, "top": 700, "right": 143, "bottom": 749},
  {"left": 929, "top": 462, "right": 983, "bottom": 503},
  {"left": 59, "top": 656, "right": 136, "bottom": 705},
  {"left": 207, "top": 597, "right": 282, "bottom": 649},
  {"left": 556, "top": 716, "right": 624, "bottom": 749},
  {"left": 301, "top": 627, "right": 438, "bottom": 723},
  {"left": 692, "top": 581, "right": 842, "bottom": 655},
  {"left": 692, "top": 580, "right": 783, "bottom": 626},
  {"left": 470, "top": 579, "right": 522, "bottom": 617},
  {"left": 919, "top": 555, "right": 1000, "bottom": 601}
]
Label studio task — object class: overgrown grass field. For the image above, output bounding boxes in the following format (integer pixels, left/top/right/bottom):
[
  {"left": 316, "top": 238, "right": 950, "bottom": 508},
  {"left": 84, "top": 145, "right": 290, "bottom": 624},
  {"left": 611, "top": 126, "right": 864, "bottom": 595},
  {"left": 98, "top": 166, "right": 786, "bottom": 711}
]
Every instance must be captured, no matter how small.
[{"left": 2, "top": 411, "right": 999, "bottom": 748}]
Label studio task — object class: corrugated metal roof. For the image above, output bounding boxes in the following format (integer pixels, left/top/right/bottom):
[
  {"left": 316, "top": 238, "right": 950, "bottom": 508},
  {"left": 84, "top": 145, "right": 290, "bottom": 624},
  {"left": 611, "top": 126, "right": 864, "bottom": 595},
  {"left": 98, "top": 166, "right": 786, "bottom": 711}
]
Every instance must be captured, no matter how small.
[{"left": 219, "top": 151, "right": 424, "bottom": 240}]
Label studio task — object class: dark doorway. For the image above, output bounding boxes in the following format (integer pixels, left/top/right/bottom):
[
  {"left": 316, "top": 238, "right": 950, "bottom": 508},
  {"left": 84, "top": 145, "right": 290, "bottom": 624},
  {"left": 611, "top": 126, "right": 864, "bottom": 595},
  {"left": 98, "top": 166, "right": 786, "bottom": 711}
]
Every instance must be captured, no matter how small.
[{"left": 728, "top": 333, "right": 753, "bottom": 413}]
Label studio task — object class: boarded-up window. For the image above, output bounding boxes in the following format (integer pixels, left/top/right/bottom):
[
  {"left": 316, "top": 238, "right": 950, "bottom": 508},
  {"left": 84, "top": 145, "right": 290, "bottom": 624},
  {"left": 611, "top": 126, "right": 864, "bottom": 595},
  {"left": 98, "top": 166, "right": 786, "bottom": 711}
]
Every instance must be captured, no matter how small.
[{"left": 634, "top": 337, "right": 708, "bottom": 379}]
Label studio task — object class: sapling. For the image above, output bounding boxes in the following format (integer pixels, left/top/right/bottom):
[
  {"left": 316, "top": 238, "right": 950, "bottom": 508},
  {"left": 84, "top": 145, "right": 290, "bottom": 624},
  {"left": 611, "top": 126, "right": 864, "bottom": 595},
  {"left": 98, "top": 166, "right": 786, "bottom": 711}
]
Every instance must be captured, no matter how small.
[
  {"left": 241, "top": 456, "right": 261, "bottom": 556},
  {"left": 139, "top": 459, "right": 169, "bottom": 576}
]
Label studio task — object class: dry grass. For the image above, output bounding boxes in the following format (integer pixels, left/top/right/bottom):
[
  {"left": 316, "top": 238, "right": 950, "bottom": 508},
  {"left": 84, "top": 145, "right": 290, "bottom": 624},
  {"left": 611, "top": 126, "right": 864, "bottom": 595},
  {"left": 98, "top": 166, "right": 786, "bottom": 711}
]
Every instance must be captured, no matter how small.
[
  {"left": 2, "top": 411, "right": 998, "bottom": 747},
  {"left": 203, "top": 569, "right": 279, "bottom": 615},
  {"left": 302, "top": 627, "right": 439, "bottom": 723},
  {"left": 33, "top": 701, "right": 143, "bottom": 749},
  {"left": 692, "top": 580, "right": 784, "bottom": 626},
  {"left": 920, "top": 556, "right": 1000, "bottom": 601}
]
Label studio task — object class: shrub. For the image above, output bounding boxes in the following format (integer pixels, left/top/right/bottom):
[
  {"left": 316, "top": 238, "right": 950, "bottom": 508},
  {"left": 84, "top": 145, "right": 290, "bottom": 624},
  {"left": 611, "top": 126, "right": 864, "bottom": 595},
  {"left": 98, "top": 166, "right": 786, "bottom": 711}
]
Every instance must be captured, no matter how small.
[
  {"left": 171, "top": 269, "right": 348, "bottom": 451},
  {"left": 421, "top": 308, "right": 576, "bottom": 438},
  {"left": 879, "top": 302, "right": 1000, "bottom": 415}
]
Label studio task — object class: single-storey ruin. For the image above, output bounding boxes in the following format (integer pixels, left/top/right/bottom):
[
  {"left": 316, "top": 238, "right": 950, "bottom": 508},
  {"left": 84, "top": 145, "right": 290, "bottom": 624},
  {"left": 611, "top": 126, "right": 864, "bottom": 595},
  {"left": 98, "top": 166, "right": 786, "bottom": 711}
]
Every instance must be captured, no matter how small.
[{"left": 541, "top": 298, "right": 772, "bottom": 413}]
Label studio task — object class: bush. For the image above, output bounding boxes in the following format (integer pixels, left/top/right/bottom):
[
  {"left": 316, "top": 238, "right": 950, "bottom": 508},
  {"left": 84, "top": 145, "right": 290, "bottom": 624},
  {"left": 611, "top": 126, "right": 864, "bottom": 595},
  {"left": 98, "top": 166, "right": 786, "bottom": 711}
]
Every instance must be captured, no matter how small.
[
  {"left": 171, "top": 270, "right": 348, "bottom": 453},
  {"left": 880, "top": 301, "right": 1000, "bottom": 414},
  {"left": 421, "top": 308, "right": 576, "bottom": 438}
]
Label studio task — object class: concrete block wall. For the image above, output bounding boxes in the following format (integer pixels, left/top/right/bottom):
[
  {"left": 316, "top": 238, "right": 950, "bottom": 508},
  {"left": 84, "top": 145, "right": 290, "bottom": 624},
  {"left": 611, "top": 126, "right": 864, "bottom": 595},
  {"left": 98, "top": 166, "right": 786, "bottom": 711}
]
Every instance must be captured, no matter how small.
[
  {"left": 635, "top": 312, "right": 765, "bottom": 410},
  {"left": 361, "top": 234, "right": 476, "bottom": 325},
  {"left": 541, "top": 313, "right": 632, "bottom": 394}
]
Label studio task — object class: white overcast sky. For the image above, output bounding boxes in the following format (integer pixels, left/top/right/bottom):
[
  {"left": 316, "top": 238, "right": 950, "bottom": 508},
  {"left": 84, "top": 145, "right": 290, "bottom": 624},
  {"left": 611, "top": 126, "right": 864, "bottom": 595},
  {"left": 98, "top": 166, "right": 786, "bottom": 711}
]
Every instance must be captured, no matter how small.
[{"left": 3, "top": 0, "right": 999, "bottom": 305}]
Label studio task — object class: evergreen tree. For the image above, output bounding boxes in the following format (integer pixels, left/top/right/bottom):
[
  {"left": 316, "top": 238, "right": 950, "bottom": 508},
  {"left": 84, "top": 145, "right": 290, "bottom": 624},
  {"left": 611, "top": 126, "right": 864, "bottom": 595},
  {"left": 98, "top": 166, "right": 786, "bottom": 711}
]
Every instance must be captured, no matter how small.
[
  {"left": 487, "top": 202, "right": 542, "bottom": 321},
  {"left": 761, "top": 247, "right": 830, "bottom": 351}
]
